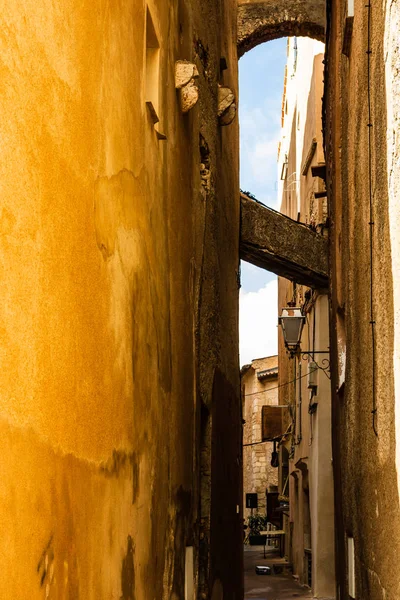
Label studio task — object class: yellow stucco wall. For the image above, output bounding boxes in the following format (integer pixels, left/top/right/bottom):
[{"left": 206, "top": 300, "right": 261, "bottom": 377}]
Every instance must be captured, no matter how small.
[{"left": 0, "top": 1, "right": 240, "bottom": 597}]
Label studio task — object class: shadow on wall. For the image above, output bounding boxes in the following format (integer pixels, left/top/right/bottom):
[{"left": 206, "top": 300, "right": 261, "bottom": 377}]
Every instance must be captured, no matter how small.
[{"left": 121, "top": 536, "right": 135, "bottom": 600}]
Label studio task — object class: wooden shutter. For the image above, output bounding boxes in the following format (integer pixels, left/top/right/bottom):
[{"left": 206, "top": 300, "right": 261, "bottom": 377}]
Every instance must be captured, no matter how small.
[{"left": 261, "top": 405, "right": 288, "bottom": 441}]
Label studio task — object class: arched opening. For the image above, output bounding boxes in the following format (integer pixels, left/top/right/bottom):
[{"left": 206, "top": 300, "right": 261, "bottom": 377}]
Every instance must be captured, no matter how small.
[{"left": 237, "top": 0, "right": 325, "bottom": 57}]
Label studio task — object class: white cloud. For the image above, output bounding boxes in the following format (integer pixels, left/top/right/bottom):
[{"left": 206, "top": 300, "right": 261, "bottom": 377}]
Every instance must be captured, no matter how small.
[
  {"left": 248, "top": 138, "right": 279, "bottom": 183},
  {"left": 239, "top": 279, "right": 278, "bottom": 366},
  {"left": 240, "top": 105, "right": 280, "bottom": 209},
  {"left": 240, "top": 106, "right": 279, "bottom": 138}
]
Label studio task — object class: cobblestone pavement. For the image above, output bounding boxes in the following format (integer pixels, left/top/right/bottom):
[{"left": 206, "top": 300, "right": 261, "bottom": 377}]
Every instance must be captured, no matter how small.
[{"left": 244, "top": 547, "right": 313, "bottom": 600}]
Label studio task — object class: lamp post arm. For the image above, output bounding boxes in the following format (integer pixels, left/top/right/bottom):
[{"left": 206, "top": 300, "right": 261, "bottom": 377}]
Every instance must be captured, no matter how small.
[{"left": 300, "top": 351, "right": 331, "bottom": 380}]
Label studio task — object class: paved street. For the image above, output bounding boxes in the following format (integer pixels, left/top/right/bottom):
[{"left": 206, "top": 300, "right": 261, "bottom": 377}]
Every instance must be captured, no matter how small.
[{"left": 244, "top": 547, "right": 313, "bottom": 600}]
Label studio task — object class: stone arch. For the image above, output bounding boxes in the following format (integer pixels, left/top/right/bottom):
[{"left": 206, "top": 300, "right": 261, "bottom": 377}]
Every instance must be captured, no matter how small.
[{"left": 237, "top": 0, "right": 325, "bottom": 57}]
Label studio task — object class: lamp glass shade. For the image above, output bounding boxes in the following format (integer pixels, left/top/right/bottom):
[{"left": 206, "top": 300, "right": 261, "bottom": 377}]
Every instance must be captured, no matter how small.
[{"left": 279, "top": 307, "right": 305, "bottom": 349}]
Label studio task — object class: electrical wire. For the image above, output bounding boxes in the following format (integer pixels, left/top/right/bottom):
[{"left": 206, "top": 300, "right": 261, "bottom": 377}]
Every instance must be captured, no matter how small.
[
  {"left": 243, "top": 423, "right": 293, "bottom": 447},
  {"left": 243, "top": 369, "right": 310, "bottom": 397},
  {"left": 366, "top": 0, "right": 378, "bottom": 436},
  {"left": 243, "top": 440, "right": 269, "bottom": 447}
]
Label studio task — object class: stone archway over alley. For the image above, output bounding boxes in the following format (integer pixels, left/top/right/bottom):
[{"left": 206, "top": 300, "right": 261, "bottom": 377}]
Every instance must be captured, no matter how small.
[{"left": 237, "top": 0, "right": 325, "bottom": 56}]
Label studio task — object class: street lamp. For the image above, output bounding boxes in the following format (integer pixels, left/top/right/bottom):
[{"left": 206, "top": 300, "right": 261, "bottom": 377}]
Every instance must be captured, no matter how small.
[
  {"left": 278, "top": 306, "right": 305, "bottom": 355},
  {"left": 278, "top": 304, "right": 331, "bottom": 379}
]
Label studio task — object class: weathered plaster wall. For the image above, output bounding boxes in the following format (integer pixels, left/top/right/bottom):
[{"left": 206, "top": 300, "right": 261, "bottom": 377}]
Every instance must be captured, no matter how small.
[
  {"left": 242, "top": 357, "right": 279, "bottom": 518},
  {"left": 0, "top": 1, "right": 241, "bottom": 598},
  {"left": 385, "top": 0, "right": 400, "bottom": 506},
  {"left": 325, "top": 0, "right": 400, "bottom": 596}
]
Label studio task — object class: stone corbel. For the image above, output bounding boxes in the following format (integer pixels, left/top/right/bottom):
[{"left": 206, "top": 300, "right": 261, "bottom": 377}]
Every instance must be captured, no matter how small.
[
  {"left": 175, "top": 60, "right": 199, "bottom": 114},
  {"left": 218, "top": 85, "right": 236, "bottom": 126}
]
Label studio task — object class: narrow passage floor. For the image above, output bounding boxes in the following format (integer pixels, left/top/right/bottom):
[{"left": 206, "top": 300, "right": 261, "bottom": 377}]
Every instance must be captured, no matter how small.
[{"left": 244, "top": 547, "right": 312, "bottom": 600}]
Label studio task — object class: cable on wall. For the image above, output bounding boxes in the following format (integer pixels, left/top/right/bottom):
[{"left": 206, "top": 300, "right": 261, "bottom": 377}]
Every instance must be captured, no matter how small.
[{"left": 366, "top": 0, "right": 378, "bottom": 436}]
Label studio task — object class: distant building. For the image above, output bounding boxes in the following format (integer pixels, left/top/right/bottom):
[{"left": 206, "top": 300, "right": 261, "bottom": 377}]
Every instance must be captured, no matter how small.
[{"left": 241, "top": 356, "right": 279, "bottom": 518}]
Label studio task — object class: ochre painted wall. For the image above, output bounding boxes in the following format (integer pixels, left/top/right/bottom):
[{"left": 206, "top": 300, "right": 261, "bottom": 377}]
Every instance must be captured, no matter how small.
[{"left": 0, "top": 1, "right": 241, "bottom": 598}]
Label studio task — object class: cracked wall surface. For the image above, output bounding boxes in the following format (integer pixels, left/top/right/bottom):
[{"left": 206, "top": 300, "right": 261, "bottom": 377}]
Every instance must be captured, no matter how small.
[{"left": 0, "top": 0, "right": 241, "bottom": 598}]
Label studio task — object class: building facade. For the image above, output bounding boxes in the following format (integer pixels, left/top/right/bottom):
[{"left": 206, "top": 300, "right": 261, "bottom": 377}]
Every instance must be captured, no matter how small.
[
  {"left": 239, "top": 2, "right": 400, "bottom": 597},
  {"left": 276, "top": 38, "right": 336, "bottom": 599},
  {"left": 241, "top": 356, "right": 279, "bottom": 519}
]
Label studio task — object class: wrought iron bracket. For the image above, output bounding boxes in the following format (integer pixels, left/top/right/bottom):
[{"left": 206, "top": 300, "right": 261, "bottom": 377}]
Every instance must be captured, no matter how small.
[
  {"left": 286, "top": 349, "right": 331, "bottom": 380},
  {"left": 300, "top": 351, "right": 331, "bottom": 380}
]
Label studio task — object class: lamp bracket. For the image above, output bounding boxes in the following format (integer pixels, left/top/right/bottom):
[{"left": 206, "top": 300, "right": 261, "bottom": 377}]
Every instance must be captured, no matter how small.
[{"left": 300, "top": 351, "right": 331, "bottom": 380}]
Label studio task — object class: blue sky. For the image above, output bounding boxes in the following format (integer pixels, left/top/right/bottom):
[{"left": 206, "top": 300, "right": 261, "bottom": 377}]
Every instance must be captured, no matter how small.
[{"left": 239, "top": 39, "right": 287, "bottom": 364}]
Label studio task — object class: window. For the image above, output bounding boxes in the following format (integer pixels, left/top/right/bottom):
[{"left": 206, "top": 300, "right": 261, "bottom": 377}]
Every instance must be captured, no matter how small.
[{"left": 146, "top": 7, "right": 160, "bottom": 124}]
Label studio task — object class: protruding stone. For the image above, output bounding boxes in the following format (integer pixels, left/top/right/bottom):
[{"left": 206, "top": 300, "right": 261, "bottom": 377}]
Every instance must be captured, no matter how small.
[
  {"left": 175, "top": 60, "right": 200, "bottom": 113},
  {"left": 175, "top": 60, "right": 199, "bottom": 88},
  {"left": 179, "top": 79, "right": 199, "bottom": 114},
  {"left": 218, "top": 85, "right": 236, "bottom": 126}
]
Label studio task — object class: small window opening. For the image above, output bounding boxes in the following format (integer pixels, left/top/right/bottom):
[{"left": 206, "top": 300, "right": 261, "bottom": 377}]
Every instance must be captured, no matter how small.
[{"left": 146, "top": 8, "right": 160, "bottom": 124}]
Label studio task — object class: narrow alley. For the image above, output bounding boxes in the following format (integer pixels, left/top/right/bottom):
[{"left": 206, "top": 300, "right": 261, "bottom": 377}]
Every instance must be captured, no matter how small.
[{"left": 1, "top": 0, "right": 400, "bottom": 598}]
